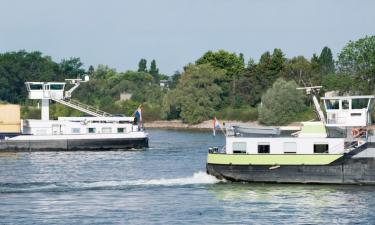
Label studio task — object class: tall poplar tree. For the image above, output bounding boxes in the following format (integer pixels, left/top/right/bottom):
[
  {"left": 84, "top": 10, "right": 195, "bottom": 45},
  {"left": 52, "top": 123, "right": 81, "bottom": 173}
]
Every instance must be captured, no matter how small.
[
  {"left": 318, "top": 47, "right": 335, "bottom": 75},
  {"left": 138, "top": 59, "right": 147, "bottom": 72},
  {"left": 149, "top": 59, "right": 159, "bottom": 82}
]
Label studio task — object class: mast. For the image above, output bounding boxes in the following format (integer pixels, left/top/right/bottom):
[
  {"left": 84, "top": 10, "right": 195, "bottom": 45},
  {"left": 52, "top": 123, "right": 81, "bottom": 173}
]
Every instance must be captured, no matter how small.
[{"left": 297, "top": 86, "right": 326, "bottom": 124}]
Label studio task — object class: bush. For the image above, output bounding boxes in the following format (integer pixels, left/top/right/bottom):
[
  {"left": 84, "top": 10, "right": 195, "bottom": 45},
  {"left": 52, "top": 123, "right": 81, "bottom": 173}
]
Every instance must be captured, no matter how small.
[
  {"left": 293, "top": 106, "right": 316, "bottom": 122},
  {"left": 142, "top": 103, "right": 163, "bottom": 122},
  {"left": 21, "top": 106, "right": 41, "bottom": 119},
  {"left": 217, "top": 106, "right": 258, "bottom": 121},
  {"left": 259, "top": 78, "right": 306, "bottom": 125}
]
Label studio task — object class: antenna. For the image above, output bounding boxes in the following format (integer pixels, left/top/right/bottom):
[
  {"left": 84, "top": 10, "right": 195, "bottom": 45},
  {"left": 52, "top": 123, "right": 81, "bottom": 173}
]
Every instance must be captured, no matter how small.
[{"left": 296, "top": 86, "right": 322, "bottom": 95}]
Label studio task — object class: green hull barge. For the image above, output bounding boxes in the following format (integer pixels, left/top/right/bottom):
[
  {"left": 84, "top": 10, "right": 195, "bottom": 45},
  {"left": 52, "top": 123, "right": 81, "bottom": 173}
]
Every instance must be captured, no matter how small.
[{"left": 207, "top": 89, "right": 375, "bottom": 184}]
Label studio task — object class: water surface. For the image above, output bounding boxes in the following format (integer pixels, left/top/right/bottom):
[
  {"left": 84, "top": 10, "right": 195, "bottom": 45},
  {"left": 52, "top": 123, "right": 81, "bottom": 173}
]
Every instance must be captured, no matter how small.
[{"left": 0, "top": 129, "right": 374, "bottom": 224}]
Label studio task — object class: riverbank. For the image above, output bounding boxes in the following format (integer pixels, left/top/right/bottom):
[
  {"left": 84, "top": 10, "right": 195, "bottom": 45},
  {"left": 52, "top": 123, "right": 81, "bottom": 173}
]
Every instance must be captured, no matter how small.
[{"left": 144, "top": 120, "right": 302, "bottom": 129}]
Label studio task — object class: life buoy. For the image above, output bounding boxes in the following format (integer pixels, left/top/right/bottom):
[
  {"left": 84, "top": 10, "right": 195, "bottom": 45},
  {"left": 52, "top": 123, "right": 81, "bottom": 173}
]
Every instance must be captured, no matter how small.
[{"left": 352, "top": 128, "right": 361, "bottom": 138}]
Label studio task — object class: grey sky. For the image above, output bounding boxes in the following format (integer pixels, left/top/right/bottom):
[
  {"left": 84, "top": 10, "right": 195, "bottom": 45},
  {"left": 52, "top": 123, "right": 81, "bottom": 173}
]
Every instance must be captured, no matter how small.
[{"left": 1, "top": 0, "right": 374, "bottom": 75}]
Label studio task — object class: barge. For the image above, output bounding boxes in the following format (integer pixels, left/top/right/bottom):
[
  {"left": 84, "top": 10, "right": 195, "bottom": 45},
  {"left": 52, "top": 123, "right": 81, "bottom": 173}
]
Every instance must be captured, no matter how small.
[
  {"left": 207, "top": 87, "right": 375, "bottom": 184},
  {"left": 0, "top": 77, "right": 148, "bottom": 151}
]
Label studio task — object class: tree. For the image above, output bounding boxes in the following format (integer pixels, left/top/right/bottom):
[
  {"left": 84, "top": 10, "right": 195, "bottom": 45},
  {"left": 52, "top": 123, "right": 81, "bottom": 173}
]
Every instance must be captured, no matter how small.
[
  {"left": 196, "top": 50, "right": 245, "bottom": 78},
  {"left": 259, "top": 78, "right": 306, "bottom": 125},
  {"left": 163, "top": 64, "right": 225, "bottom": 124},
  {"left": 149, "top": 59, "right": 159, "bottom": 82},
  {"left": 59, "top": 57, "right": 85, "bottom": 78},
  {"left": 169, "top": 71, "right": 181, "bottom": 89},
  {"left": 280, "top": 56, "right": 321, "bottom": 85},
  {"left": 196, "top": 50, "right": 246, "bottom": 106},
  {"left": 337, "top": 35, "right": 375, "bottom": 92},
  {"left": 87, "top": 65, "right": 95, "bottom": 76},
  {"left": 0, "top": 50, "right": 61, "bottom": 103},
  {"left": 138, "top": 58, "right": 147, "bottom": 72},
  {"left": 318, "top": 47, "right": 335, "bottom": 75},
  {"left": 238, "top": 49, "right": 286, "bottom": 106}
]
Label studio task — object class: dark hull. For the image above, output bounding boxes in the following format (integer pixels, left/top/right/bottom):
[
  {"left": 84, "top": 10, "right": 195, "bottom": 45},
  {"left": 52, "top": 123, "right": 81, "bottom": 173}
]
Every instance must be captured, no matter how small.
[
  {"left": 0, "top": 137, "right": 149, "bottom": 151},
  {"left": 207, "top": 156, "right": 375, "bottom": 185}
]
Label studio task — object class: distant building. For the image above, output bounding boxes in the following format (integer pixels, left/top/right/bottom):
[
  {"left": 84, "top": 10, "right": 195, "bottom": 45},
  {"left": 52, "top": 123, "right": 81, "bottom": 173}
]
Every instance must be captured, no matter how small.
[
  {"left": 120, "top": 92, "right": 132, "bottom": 101},
  {"left": 159, "top": 80, "right": 169, "bottom": 89}
]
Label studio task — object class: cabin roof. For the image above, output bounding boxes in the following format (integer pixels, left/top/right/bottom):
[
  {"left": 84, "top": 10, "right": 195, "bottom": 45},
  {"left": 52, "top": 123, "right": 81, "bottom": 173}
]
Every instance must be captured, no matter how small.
[
  {"left": 321, "top": 95, "right": 375, "bottom": 100},
  {"left": 25, "top": 82, "right": 66, "bottom": 84}
]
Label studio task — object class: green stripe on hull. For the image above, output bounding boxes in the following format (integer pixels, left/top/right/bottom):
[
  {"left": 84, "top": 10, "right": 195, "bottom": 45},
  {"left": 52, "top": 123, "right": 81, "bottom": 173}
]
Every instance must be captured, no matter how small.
[{"left": 207, "top": 153, "right": 343, "bottom": 165}]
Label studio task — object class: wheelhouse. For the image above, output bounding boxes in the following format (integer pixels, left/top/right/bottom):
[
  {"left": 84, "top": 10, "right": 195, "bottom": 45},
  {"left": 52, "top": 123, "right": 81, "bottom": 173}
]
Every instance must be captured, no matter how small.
[{"left": 322, "top": 96, "right": 374, "bottom": 127}]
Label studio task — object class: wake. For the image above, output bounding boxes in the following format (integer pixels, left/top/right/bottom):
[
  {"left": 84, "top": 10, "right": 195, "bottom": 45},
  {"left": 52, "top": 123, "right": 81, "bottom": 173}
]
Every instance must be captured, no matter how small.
[{"left": 0, "top": 171, "right": 223, "bottom": 193}]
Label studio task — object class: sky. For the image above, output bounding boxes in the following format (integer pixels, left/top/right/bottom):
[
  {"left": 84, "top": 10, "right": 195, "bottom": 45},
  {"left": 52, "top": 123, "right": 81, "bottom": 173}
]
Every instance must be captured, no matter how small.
[{"left": 0, "top": 0, "right": 374, "bottom": 75}]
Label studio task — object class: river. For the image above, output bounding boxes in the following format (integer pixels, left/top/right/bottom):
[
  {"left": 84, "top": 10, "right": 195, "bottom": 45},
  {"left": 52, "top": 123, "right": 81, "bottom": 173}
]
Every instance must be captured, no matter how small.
[{"left": 0, "top": 129, "right": 374, "bottom": 224}]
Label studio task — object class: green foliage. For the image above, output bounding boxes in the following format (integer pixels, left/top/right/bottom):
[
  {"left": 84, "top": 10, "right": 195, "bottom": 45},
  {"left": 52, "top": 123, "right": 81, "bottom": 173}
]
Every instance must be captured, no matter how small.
[
  {"left": 259, "top": 78, "right": 306, "bottom": 125},
  {"left": 196, "top": 50, "right": 245, "bottom": 78},
  {"left": 337, "top": 35, "right": 375, "bottom": 92},
  {"left": 0, "top": 51, "right": 64, "bottom": 103},
  {"left": 280, "top": 56, "right": 321, "bottom": 85},
  {"left": 138, "top": 58, "right": 147, "bottom": 72},
  {"left": 322, "top": 73, "right": 367, "bottom": 94},
  {"left": 142, "top": 103, "right": 163, "bottom": 121},
  {"left": 196, "top": 50, "right": 246, "bottom": 106},
  {"left": 87, "top": 65, "right": 95, "bottom": 76},
  {"left": 59, "top": 57, "right": 85, "bottom": 78},
  {"left": 163, "top": 64, "right": 225, "bottom": 124},
  {"left": 293, "top": 106, "right": 316, "bottom": 122},
  {"left": 149, "top": 59, "right": 159, "bottom": 82},
  {"left": 238, "top": 49, "right": 286, "bottom": 106},
  {"left": 2, "top": 35, "right": 375, "bottom": 125},
  {"left": 217, "top": 106, "right": 258, "bottom": 122},
  {"left": 21, "top": 106, "right": 41, "bottom": 119},
  {"left": 50, "top": 103, "right": 83, "bottom": 118},
  {"left": 318, "top": 47, "right": 335, "bottom": 75},
  {"left": 120, "top": 100, "right": 140, "bottom": 116}
]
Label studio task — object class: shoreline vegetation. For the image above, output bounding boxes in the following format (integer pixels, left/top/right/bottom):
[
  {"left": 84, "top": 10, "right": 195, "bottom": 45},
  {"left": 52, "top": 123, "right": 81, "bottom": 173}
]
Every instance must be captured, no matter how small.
[
  {"left": 144, "top": 120, "right": 302, "bottom": 130},
  {"left": 1, "top": 35, "right": 374, "bottom": 126}
]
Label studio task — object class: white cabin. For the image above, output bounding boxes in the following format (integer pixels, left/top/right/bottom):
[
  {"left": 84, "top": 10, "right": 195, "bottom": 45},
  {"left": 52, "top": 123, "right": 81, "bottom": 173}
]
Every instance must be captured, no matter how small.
[
  {"left": 322, "top": 95, "right": 374, "bottom": 127},
  {"left": 22, "top": 78, "right": 143, "bottom": 137}
]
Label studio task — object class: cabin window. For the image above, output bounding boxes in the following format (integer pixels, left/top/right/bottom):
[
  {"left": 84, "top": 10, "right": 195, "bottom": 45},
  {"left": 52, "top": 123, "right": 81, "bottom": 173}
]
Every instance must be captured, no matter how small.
[
  {"left": 71, "top": 128, "right": 81, "bottom": 134},
  {"left": 314, "top": 144, "right": 329, "bottom": 153},
  {"left": 50, "top": 84, "right": 64, "bottom": 90},
  {"left": 29, "top": 84, "right": 43, "bottom": 90},
  {"left": 342, "top": 100, "right": 349, "bottom": 110},
  {"left": 352, "top": 99, "right": 368, "bottom": 109},
  {"left": 258, "top": 144, "right": 270, "bottom": 154},
  {"left": 283, "top": 142, "right": 297, "bottom": 154},
  {"left": 117, "top": 128, "right": 125, "bottom": 133},
  {"left": 88, "top": 128, "right": 96, "bottom": 133},
  {"left": 102, "top": 127, "right": 112, "bottom": 134},
  {"left": 325, "top": 99, "right": 340, "bottom": 110},
  {"left": 232, "top": 142, "right": 246, "bottom": 154}
]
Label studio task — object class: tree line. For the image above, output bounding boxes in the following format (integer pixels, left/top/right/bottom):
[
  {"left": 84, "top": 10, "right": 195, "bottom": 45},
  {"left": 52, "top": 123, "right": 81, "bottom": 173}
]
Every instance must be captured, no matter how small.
[{"left": 0, "top": 35, "right": 374, "bottom": 125}]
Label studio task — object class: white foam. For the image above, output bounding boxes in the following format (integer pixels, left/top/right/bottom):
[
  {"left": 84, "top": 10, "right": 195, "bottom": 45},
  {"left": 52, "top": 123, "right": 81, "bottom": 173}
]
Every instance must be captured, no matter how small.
[
  {"left": 1, "top": 171, "right": 223, "bottom": 193},
  {"left": 130, "top": 171, "right": 221, "bottom": 186},
  {"left": 73, "top": 171, "right": 221, "bottom": 189}
]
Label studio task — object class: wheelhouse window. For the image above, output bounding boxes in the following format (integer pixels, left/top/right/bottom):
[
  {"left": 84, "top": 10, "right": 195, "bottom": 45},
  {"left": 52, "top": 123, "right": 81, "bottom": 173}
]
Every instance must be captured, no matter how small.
[
  {"left": 88, "top": 128, "right": 96, "bottom": 133},
  {"left": 325, "top": 99, "right": 340, "bottom": 110},
  {"left": 102, "top": 127, "right": 112, "bottom": 134},
  {"left": 71, "top": 128, "right": 81, "bottom": 134},
  {"left": 352, "top": 98, "right": 369, "bottom": 109},
  {"left": 314, "top": 144, "right": 329, "bottom": 153},
  {"left": 342, "top": 100, "right": 349, "bottom": 110},
  {"left": 29, "top": 84, "right": 43, "bottom": 90},
  {"left": 50, "top": 84, "right": 64, "bottom": 90},
  {"left": 258, "top": 143, "right": 270, "bottom": 154},
  {"left": 117, "top": 128, "right": 125, "bottom": 133},
  {"left": 232, "top": 142, "right": 246, "bottom": 154},
  {"left": 283, "top": 142, "right": 297, "bottom": 154}
]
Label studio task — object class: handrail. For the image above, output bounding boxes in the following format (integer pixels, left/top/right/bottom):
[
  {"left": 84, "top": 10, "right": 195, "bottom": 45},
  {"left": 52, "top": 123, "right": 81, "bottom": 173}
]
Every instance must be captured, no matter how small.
[{"left": 51, "top": 97, "right": 112, "bottom": 117}]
